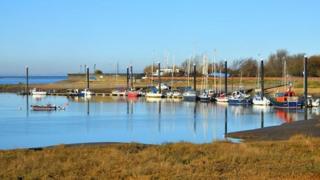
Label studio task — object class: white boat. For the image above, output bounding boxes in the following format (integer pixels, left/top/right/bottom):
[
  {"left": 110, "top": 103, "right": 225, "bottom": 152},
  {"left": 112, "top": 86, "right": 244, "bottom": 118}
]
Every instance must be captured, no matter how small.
[
  {"left": 111, "top": 89, "right": 126, "bottom": 96},
  {"left": 172, "top": 91, "right": 183, "bottom": 98},
  {"left": 166, "top": 91, "right": 183, "bottom": 98},
  {"left": 252, "top": 94, "right": 271, "bottom": 106},
  {"left": 145, "top": 92, "right": 164, "bottom": 98},
  {"left": 183, "top": 91, "right": 197, "bottom": 101},
  {"left": 198, "top": 91, "right": 211, "bottom": 102},
  {"left": 80, "top": 88, "right": 94, "bottom": 97},
  {"left": 216, "top": 93, "right": 228, "bottom": 103},
  {"left": 307, "top": 95, "right": 320, "bottom": 107},
  {"left": 31, "top": 88, "right": 47, "bottom": 95}
]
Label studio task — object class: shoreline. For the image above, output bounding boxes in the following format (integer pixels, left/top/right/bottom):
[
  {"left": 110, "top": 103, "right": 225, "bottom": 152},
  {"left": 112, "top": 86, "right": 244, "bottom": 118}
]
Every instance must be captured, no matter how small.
[{"left": 228, "top": 117, "right": 320, "bottom": 141}]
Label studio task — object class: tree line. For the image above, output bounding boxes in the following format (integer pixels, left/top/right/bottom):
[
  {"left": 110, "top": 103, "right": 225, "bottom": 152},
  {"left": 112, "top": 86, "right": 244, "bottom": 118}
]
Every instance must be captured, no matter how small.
[{"left": 144, "top": 49, "right": 320, "bottom": 77}]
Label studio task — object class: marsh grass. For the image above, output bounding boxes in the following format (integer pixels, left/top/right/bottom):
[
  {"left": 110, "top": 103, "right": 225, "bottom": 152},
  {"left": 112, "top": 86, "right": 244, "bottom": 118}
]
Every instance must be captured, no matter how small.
[{"left": 1, "top": 136, "right": 320, "bottom": 179}]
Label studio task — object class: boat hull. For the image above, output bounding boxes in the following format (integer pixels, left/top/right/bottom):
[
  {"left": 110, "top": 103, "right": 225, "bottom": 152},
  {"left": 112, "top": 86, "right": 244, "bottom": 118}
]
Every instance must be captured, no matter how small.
[{"left": 228, "top": 98, "right": 252, "bottom": 105}]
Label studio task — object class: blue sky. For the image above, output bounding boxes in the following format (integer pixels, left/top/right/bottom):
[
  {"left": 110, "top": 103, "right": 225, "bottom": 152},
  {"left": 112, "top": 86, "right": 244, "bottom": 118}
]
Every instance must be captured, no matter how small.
[{"left": 0, "top": 0, "right": 319, "bottom": 75}]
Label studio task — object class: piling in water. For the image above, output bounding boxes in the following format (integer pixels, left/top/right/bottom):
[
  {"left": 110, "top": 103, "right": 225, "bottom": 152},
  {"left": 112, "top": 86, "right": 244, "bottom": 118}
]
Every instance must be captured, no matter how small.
[
  {"left": 25, "top": 66, "right": 29, "bottom": 94},
  {"left": 130, "top": 65, "right": 133, "bottom": 89},
  {"left": 260, "top": 60, "right": 264, "bottom": 98},
  {"left": 86, "top": 68, "right": 90, "bottom": 89},
  {"left": 158, "top": 63, "right": 161, "bottom": 93},
  {"left": 193, "top": 64, "right": 196, "bottom": 91},
  {"left": 304, "top": 56, "right": 308, "bottom": 106},
  {"left": 224, "top": 61, "right": 227, "bottom": 94},
  {"left": 126, "top": 67, "right": 129, "bottom": 90}
]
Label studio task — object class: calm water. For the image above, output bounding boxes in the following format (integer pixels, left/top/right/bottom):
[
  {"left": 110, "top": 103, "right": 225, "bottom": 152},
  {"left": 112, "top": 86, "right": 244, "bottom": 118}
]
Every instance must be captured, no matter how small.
[
  {"left": 0, "top": 93, "right": 318, "bottom": 149},
  {"left": 0, "top": 76, "right": 67, "bottom": 84}
]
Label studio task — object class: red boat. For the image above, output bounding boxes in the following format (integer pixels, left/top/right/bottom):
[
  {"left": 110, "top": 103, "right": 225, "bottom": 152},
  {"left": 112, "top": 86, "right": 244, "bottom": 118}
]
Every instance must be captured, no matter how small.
[{"left": 127, "top": 91, "right": 139, "bottom": 98}]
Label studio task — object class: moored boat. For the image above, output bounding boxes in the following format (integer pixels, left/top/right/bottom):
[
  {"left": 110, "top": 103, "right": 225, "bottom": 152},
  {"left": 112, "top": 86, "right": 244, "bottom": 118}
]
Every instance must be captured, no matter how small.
[
  {"left": 111, "top": 89, "right": 126, "bottom": 96},
  {"left": 198, "top": 91, "right": 211, "bottom": 102},
  {"left": 228, "top": 90, "right": 252, "bottom": 105},
  {"left": 80, "top": 88, "right": 94, "bottom": 97},
  {"left": 31, "top": 88, "right": 47, "bottom": 95},
  {"left": 269, "top": 87, "right": 303, "bottom": 108},
  {"left": 215, "top": 93, "right": 228, "bottom": 103},
  {"left": 252, "top": 95, "right": 271, "bottom": 106},
  {"left": 183, "top": 90, "right": 197, "bottom": 101}
]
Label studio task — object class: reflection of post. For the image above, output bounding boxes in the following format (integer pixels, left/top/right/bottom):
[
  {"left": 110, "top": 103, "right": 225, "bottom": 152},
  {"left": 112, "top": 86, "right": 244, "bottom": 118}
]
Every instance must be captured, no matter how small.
[
  {"left": 86, "top": 99, "right": 90, "bottom": 116},
  {"left": 193, "top": 102, "right": 197, "bottom": 133},
  {"left": 126, "top": 100, "right": 129, "bottom": 114},
  {"left": 224, "top": 107, "right": 228, "bottom": 138},
  {"left": 158, "top": 100, "right": 161, "bottom": 133},
  {"left": 260, "top": 111, "right": 264, "bottom": 128},
  {"left": 26, "top": 66, "right": 29, "bottom": 116},
  {"left": 130, "top": 101, "right": 133, "bottom": 114}
]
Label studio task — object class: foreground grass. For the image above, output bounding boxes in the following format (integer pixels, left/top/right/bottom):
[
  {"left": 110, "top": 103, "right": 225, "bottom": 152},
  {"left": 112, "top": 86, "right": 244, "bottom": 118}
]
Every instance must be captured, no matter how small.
[{"left": 1, "top": 135, "right": 320, "bottom": 179}]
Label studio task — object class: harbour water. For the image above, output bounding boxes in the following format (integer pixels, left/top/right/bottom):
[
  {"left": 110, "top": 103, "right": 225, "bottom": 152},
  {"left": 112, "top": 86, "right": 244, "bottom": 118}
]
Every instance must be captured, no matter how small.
[
  {"left": 0, "top": 93, "right": 318, "bottom": 149},
  {"left": 0, "top": 76, "right": 67, "bottom": 85}
]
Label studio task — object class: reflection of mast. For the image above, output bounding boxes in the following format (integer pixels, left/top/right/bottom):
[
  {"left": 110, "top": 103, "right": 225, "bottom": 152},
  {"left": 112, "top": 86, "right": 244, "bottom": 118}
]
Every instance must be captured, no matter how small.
[{"left": 260, "top": 110, "right": 264, "bottom": 128}]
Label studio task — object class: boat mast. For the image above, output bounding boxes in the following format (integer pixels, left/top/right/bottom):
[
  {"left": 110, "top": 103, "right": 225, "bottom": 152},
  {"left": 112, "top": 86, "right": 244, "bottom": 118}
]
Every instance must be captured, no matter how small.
[
  {"left": 219, "top": 68, "right": 222, "bottom": 94},
  {"left": 187, "top": 56, "right": 191, "bottom": 87}
]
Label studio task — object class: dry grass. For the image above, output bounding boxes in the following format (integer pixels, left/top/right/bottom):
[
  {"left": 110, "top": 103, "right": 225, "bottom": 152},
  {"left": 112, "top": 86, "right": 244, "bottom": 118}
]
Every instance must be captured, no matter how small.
[{"left": 1, "top": 136, "right": 320, "bottom": 179}]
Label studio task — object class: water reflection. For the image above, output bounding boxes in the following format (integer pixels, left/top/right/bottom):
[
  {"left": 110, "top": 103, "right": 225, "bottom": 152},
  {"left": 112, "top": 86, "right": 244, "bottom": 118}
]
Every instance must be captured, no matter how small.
[{"left": 1, "top": 93, "right": 318, "bottom": 149}]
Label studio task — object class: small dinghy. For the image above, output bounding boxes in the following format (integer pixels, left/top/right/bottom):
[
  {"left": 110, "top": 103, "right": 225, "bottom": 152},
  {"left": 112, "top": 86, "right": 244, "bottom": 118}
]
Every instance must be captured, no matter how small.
[{"left": 31, "top": 104, "right": 65, "bottom": 111}]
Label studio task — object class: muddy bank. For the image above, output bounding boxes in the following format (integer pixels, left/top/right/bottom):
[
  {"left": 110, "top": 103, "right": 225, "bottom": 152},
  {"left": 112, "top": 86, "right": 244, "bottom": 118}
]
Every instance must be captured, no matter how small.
[{"left": 228, "top": 117, "right": 320, "bottom": 141}]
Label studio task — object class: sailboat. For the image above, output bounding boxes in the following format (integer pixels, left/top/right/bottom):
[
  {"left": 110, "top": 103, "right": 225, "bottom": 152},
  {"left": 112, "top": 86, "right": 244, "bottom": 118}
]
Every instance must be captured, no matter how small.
[
  {"left": 252, "top": 61, "right": 271, "bottom": 106},
  {"left": 183, "top": 59, "right": 197, "bottom": 101},
  {"left": 199, "top": 55, "right": 211, "bottom": 102},
  {"left": 166, "top": 64, "right": 183, "bottom": 98},
  {"left": 127, "top": 66, "right": 140, "bottom": 98},
  {"left": 215, "top": 68, "right": 228, "bottom": 103},
  {"left": 146, "top": 62, "right": 164, "bottom": 98}
]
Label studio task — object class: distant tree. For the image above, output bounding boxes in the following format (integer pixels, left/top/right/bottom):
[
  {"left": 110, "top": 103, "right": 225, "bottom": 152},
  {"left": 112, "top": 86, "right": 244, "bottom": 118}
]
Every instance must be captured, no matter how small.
[
  {"left": 94, "top": 69, "right": 103, "bottom": 75},
  {"left": 239, "top": 58, "right": 258, "bottom": 77},
  {"left": 309, "top": 56, "right": 320, "bottom": 77},
  {"left": 143, "top": 64, "right": 157, "bottom": 76},
  {"left": 265, "top": 49, "right": 288, "bottom": 77}
]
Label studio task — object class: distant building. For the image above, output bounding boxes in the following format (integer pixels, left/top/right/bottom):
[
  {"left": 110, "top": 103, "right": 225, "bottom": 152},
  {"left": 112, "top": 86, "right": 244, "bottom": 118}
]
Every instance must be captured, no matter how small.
[
  {"left": 152, "top": 68, "right": 180, "bottom": 76},
  {"left": 208, "top": 72, "right": 230, "bottom": 77}
]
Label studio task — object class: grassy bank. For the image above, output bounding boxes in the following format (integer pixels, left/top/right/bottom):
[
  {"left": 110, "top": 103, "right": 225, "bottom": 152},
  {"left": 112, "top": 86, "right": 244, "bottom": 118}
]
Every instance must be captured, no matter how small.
[{"left": 1, "top": 135, "right": 320, "bottom": 179}]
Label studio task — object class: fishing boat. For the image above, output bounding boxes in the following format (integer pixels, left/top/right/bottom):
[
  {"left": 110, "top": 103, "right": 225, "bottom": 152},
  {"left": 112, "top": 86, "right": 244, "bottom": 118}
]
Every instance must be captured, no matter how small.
[
  {"left": 269, "top": 87, "right": 304, "bottom": 109},
  {"left": 31, "top": 88, "right": 47, "bottom": 95},
  {"left": 30, "top": 104, "right": 65, "bottom": 111},
  {"left": 228, "top": 90, "right": 252, "bottom": 105}
]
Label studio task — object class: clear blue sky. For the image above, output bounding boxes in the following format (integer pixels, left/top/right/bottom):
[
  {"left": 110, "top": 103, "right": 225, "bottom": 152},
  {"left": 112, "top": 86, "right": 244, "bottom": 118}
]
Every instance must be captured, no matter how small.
[{"left": 0, "top": 0, "right": 319, "bottom": 75}]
